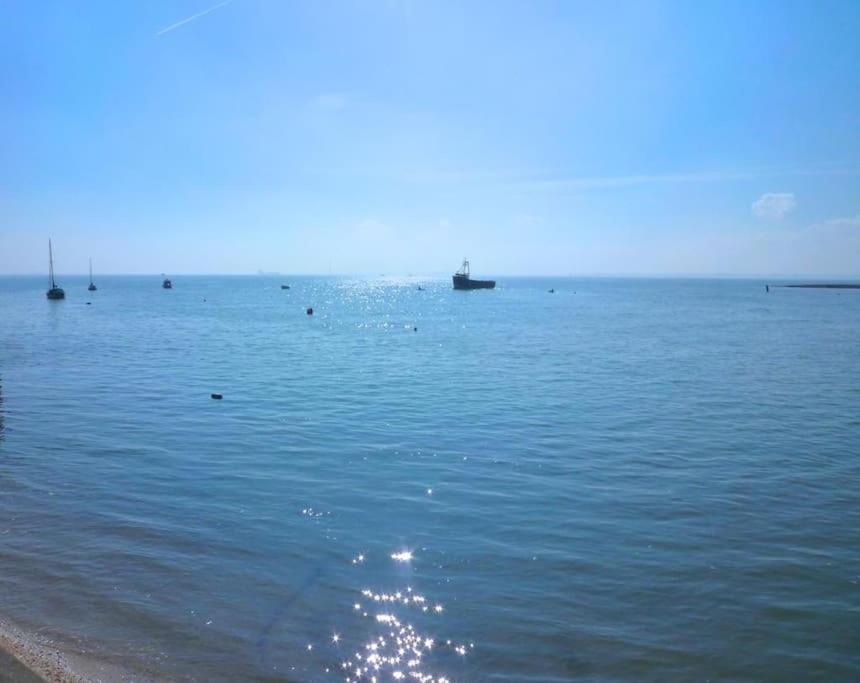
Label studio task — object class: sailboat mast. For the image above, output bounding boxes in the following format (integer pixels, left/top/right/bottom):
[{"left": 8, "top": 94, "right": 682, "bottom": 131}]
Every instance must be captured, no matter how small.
[
  {"left": 48, "top": 239, "right": 55, "bottom": 288},
  {"left": 89, "top": 257, "right": 93, "bottom": 285}
]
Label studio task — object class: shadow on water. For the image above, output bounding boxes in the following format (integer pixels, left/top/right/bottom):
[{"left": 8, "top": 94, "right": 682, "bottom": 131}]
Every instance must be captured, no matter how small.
[{"left": 255, "top": 567, "right": 324, "bottom": 674}]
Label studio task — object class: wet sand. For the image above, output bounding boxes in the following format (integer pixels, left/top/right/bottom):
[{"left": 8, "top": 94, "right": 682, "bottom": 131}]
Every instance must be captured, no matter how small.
[
  {"left": 0, "top": 619, "right": 84, "bottom": 683},
  {"left": 0, "top": 649, "right": 43, "bottom": 683}
]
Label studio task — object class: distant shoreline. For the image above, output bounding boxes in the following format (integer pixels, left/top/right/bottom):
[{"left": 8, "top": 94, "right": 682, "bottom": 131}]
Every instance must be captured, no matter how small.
[{"left": 776, "top": 283, "right": 860, "bottom": 289}]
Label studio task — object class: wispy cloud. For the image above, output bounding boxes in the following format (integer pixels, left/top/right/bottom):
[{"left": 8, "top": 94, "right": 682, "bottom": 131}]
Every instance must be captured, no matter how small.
[
  {"left": 522, "top": 170, "right": 756, "bottom": 191},
  {"left": 156, "top": 0, "right": 232, "bottom": 37},
  {"left": 821, "top": 214, "right": 860, "bottom": 228},
  {"left": 752, "top": 192, "right": 797, "bottom": 220},
  {"left": 515, "top": 166, "right": 860, "bottom": 193}
]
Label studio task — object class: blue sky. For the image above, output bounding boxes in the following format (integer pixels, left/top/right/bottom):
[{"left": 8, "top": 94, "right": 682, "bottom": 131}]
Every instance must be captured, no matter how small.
[{"left": 2, "top": 0, "right": 859, "bottom": 275}]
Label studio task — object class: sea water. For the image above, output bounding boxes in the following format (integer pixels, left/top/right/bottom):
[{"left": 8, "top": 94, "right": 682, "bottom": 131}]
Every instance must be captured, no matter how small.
[{"left": 0, "top": 275, "right": 858, "bottom": 681}]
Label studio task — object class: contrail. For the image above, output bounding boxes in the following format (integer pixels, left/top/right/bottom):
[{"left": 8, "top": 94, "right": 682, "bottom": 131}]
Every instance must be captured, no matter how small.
[{"left": 156, "top": 0, "right": 232, "bottom": 36}]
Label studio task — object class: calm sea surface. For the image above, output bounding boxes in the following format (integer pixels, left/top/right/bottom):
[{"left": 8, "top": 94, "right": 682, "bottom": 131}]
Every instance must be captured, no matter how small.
[{"left": 0, "top": 275, "right": 858, "bottom": 682}]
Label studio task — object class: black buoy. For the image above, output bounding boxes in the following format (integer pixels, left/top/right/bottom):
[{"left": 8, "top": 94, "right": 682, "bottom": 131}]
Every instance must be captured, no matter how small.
[
  {"left": 211, "top": 393, "right": 223, "bottom": 400},
  {"left": 413, "top": 326, "right": 418, "bottom": 332},
  {"left": 306, "top": 307, "right": 313, "bottom": 315},
  {"left": 766, "top": 285, "right": 770, "bottom": 293},
  {"left": 86, "top": 302, "right": 92, "bottom": 305},
  {"left": 548, "top": 288, "right": 555, "bottom": 293}
]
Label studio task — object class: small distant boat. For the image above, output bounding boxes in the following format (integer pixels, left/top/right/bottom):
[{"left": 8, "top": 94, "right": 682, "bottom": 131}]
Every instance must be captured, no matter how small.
[
  {"left": 452, "top": 259, "right": 495, "bottom": 290},
  {"left": 88, "top": 258, "right": 97, "bottom": 291},
  {"left": 281, "top": 284, "right": 290, "bottom": 290},
  {"left": 162, "top": 277, "right": 173, "bottom": 289},
  {"left": 46, "top": 239, "right": 65, "bottom": 300}
]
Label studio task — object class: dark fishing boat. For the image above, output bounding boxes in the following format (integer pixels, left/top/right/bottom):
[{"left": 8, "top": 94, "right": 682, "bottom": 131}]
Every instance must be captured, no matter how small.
[
  {"left": 452, "top": 259, "right": 495, "bottom": 290},
  {"left": 162, "top": 277, "right": 173, "bottom": 289},
  {"left": 88, "top": 258, "right": 97, "bottom": 291},
  {"left": 46, "top": 239, "right": 65, "bottom": 300}
]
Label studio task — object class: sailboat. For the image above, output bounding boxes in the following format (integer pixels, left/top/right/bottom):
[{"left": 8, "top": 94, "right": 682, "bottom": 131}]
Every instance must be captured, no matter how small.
[
  {"left": 88, "top": 258, "right": 97, "bottom": 291},
  {"left": 46, "top": 239, "right": 65, "bottom": 300}
]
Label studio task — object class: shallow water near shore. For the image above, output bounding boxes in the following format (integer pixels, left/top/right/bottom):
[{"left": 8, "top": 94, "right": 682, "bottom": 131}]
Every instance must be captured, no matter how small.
[
  {"left": 1, "top": 275, "right": 858, "bottom": 681},
  {"left": 0, "top": 650, "right": 41, "bottom": 683}
]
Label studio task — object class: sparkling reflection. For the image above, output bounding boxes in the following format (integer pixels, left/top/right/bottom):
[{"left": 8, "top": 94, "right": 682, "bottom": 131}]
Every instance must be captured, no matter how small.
[
  {"left": 325, "top": 583, "right": 471, "bottom": 683},
  {"left": 301, "top": 507, "right": 326, "bottom": 518}
]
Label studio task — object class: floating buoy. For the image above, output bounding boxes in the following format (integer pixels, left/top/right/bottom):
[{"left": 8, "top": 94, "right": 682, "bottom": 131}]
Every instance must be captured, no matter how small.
[
  {"left": 306, "top": 307, "right": 313, "bottom": 315},
  {"left": 414, "top": 326, "right": 418, "bottom": 332},
  {"left": 86, "top": 302, "right": 92, "bottom": 305},
  {"left": 548, "top": 288, "right": 555, "bottom": 293},
  {"left": 766, "top": 285, "right": 769, "bottom": 293},
  {"left": 211, "top": 393, "right": 223, "bottom": 400}
]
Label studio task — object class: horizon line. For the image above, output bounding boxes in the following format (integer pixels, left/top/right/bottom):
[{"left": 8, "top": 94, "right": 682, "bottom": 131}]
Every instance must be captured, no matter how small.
[{"left": 3, "top": 272, "right": 860, "bottom": 280}]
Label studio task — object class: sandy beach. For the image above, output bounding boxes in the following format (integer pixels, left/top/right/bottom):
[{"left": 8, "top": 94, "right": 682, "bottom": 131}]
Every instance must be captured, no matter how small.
[
  {"left": 0, "top": 619, "right": 84, "bottom": 683},
  {"left": 0, "top": 618, "right": 159, "bottom": 683}
]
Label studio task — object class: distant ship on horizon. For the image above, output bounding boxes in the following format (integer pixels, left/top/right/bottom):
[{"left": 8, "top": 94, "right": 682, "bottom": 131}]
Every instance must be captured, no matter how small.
[{"left": 452, "top": 259, "right": 495, "bottom": 290}]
